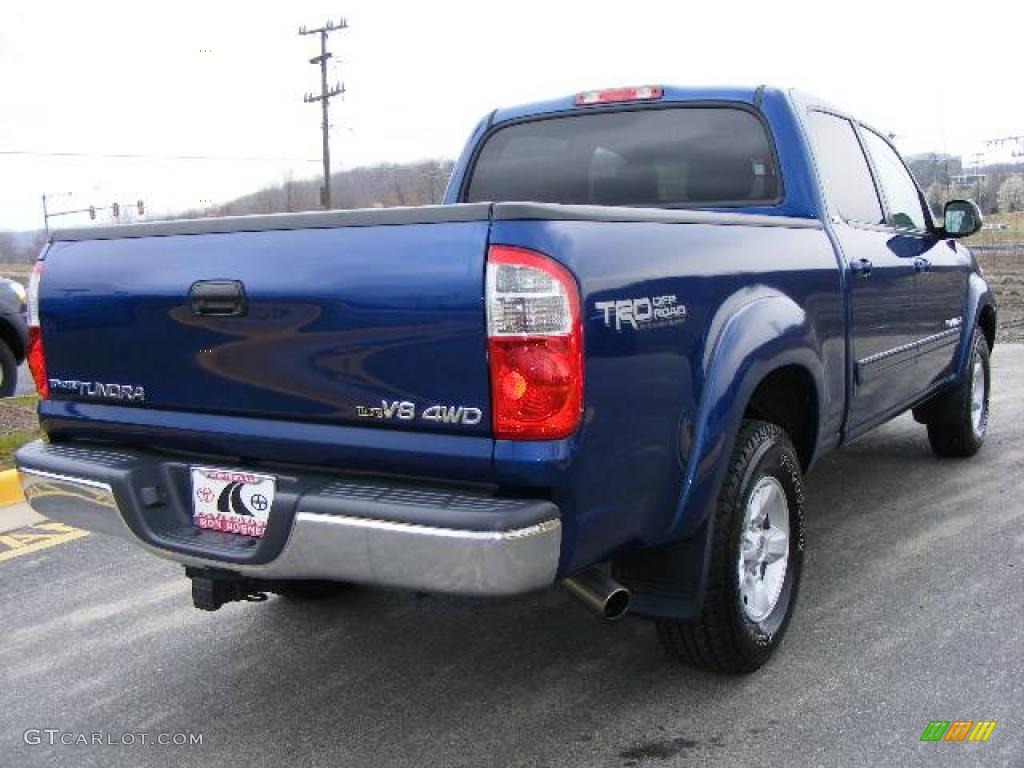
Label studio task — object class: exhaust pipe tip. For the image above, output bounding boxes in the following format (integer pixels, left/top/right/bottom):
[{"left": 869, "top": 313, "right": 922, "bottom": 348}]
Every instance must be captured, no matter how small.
[
  {"left": 599, "top": 585, "right": 631, "bottom": 621},
  {"left": 562, "top": 568, "right": 631, "bottom": 621}
]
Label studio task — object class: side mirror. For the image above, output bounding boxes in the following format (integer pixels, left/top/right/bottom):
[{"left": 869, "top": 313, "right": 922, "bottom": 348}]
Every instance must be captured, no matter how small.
[{"left": 942, "top": 199, "right": 983, "bottom": 238}]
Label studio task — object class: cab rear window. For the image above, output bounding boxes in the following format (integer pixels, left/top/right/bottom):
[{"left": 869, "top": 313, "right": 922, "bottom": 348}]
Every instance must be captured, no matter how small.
[{"left": 464, "top": 107, "right": 780, "bottom": 208}]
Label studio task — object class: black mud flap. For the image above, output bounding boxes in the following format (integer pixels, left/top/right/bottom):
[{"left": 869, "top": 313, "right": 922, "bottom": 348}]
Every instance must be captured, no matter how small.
[{"left": 611, "top": 517, "right": 713, "bottom": 622}]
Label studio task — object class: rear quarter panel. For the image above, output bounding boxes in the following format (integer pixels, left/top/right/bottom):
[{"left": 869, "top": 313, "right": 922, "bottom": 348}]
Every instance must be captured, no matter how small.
[{"left": 490, "top": 218, "right": 844, "bottom": 573}]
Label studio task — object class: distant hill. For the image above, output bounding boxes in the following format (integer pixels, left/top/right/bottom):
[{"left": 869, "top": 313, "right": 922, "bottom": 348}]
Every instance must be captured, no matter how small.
[
  {"left": 172, "top": 159, "right": 455, "bottom": 220},
  {"left": 0, "top": 229, "right": 46, "bottom": 265}
]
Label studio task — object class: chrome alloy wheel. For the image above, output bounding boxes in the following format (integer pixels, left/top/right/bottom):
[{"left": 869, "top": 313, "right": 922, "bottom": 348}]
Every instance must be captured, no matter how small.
[
  {"left": 970, "top": 350, "right": 986, "bottom": 438},
  {"left": 737, "top": 476, "right": 790, "bottom": 623}
]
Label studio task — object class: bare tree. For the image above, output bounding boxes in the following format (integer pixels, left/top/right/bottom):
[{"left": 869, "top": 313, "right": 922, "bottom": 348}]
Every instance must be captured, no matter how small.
[
  {"left": 160, "top": 159, "right": 456, "bottom": 221},
  {"left": 998, "top": 175, "right": 1024, "bottom": 213}
]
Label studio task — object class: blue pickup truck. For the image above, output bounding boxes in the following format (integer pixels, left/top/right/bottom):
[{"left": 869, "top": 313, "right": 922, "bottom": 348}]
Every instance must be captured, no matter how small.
[{"left": 16, "top": 85, "right": 995, "bottom": 673}]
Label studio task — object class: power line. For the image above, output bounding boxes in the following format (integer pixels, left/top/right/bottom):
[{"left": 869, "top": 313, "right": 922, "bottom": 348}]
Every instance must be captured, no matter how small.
[
  {"left": 983, "top": 135, "right": 1024, "bottom": 160},
  {"left": 983, "top": 135, "right": 1024, "bottom": 146},
  {"left": 300, "top": 18, "right": 348, "bottom": 209},
  {"left": 0, "top": 149, "right": 320, "bottom": 163}
]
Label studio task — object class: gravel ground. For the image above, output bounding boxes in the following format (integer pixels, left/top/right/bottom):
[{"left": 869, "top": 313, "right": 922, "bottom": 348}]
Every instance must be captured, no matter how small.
[
  {"left": 977, "top": 248, "right": 1024, "bottom": 343},
  {"left": 0, "top": 392, "right": 38, "bottom": 433}
]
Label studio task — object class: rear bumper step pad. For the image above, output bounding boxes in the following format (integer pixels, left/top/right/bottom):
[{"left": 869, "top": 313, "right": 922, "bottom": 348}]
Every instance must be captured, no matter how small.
[{"left": 15, "top": 440, "right": 561, "bottom": 596}]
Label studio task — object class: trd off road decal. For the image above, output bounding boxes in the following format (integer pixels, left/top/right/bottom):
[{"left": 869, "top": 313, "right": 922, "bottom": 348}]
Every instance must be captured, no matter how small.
[{"left": 594, "top": 294, "right": 687, "bottom": 331}]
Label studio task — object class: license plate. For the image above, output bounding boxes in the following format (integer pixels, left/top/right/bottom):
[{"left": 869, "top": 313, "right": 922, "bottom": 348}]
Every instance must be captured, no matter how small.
[{"left": 190, "top": 466, "right": 276, "bottom": 539}]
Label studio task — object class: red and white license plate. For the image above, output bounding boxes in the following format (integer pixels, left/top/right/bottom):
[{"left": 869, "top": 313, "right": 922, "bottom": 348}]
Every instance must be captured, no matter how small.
[{"left": 190, "top": 466, "right": 276, "bottom": 538}]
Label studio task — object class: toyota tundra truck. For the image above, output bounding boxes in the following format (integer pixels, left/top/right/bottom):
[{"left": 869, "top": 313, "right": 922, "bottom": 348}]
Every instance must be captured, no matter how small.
[{"left": 15, "top": 85, "right": 996, "bottom": 673}]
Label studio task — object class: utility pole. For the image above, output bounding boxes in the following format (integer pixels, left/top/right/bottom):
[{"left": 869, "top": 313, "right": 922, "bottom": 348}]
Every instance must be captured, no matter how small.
[
  {"left": 972, "top": 152, "right": 985, "bottom": 206},
  {"left": 300, "top": 18, "right": 347, "bottom": 209},
  {"left": 41, "top": 192, "right": 74, "bottom": 234}
]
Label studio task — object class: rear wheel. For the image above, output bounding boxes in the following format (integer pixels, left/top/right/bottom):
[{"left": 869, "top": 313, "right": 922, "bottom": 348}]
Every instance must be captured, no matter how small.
[
  {"left": 925, "top": 330, "right": 990, "bottom": 458},
  {"left": 657, "top": 420, "right": 805, "bottom": 674},
  {"left": 0, "top": 340, "right": 16, "bottom": 397}
]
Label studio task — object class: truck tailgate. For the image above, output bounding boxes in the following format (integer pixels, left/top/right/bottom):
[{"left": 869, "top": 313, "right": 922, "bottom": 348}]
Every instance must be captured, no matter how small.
[{"left": 40, "top": 206, "right": 494, "bottom": 436}]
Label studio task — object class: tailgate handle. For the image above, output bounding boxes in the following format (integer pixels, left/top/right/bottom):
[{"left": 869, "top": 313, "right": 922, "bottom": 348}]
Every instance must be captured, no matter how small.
[{"left": 189, "top": 280, "right": 247, "bottom": 317}]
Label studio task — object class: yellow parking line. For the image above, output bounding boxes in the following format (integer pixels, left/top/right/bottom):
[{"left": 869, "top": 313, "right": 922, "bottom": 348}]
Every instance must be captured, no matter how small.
[{"left": 0, "top": 521, "right": 88, "bottom": 562}]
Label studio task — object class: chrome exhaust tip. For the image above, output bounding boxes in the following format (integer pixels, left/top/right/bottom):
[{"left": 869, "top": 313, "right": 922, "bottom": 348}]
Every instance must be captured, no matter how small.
[{"left": 561, "top": 568, "right": 631, "bottom": 621}]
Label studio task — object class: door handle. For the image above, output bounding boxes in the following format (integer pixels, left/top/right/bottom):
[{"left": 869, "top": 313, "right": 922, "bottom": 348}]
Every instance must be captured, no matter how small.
[
  {"left": 189, "top": 280, "right": 247, "bottom": 317},
  {"left": 849, "top": 257, "right": 872, "bottom": 277},
  {"left": 914, "top": 257, "right": 932, "bottom": 273}
]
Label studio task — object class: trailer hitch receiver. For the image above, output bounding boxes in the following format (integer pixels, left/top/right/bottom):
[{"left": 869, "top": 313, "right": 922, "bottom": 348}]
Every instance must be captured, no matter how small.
[{"left": 186, "top": 567, "right": 268, "bottom": 611}]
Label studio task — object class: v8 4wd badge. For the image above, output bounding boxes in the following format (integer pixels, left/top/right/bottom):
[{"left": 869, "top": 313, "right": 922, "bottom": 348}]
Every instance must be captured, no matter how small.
[{"left": 356, "top": 401, "right": 483, "bottom": 426}]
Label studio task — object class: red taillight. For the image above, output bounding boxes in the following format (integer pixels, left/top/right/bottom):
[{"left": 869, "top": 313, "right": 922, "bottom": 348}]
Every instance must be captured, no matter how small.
[
  {"left": 575, "top": 85, "right": 663, "bottom": 106},
  {"left": 26, "top": 260, "right": 48, "bottom": 398},
  {"left": 27, "top": 327, "right": 47, "bottom": 398},
  {"left": 486, "top": 245, "right": 582, "bottom": 440}
]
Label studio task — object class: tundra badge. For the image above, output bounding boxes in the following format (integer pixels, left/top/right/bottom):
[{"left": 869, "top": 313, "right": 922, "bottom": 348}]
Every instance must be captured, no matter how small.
[{"left": 48, "top": 379, "right": 146, "bottom": 402}]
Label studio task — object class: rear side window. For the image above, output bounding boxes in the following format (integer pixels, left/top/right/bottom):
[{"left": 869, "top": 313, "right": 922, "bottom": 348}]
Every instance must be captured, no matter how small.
[
  {"left": 464, "top": 107, "right": 781, "bottom": 207},
  {"left": 806, "top": 111, "right": 884, "bottom": 225},
  {"left": 859, "top": 128, "right": 928, "bottom": 231}
]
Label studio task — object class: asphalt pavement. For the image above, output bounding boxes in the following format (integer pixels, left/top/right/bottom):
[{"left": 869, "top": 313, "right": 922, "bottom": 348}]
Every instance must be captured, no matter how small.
[{"left": 2, "top": 348, "right": 1022, "bottom": 767}]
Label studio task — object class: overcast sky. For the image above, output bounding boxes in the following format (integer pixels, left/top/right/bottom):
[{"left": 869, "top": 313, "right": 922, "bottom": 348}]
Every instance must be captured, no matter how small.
[{"left": 0, "top": 0, "right": 1020, "bottom": 231}]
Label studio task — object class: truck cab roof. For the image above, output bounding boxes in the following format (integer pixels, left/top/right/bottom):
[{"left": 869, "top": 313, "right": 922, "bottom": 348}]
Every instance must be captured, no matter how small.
[{"left": 492, "top": 85, "right": 773, "bottom": 124}]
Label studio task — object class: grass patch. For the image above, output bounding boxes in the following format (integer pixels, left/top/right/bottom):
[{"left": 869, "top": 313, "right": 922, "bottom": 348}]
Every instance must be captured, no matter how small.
[
  {"left": 966, "top": 211, "right": 1024, "bottom": 248},
  {"left": 0, "top": 394, "right": 40, "bottom": 470},
  {"left": 0, "top": 429, "right": 41, "bottom": 470}
]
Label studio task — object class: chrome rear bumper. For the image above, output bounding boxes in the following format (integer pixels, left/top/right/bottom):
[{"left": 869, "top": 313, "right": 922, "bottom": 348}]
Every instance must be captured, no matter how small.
[{"left": 16, "top": 444, "right": 561, "bottom": 596}]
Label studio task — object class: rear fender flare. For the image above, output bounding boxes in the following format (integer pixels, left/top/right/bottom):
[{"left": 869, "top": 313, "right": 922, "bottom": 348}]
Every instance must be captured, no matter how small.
[
  {"left": 667, "top": 286, "right": 825, "bottom": 542},
  {"left": 956, "top": 272, "right": 996, "bottom": 375}
]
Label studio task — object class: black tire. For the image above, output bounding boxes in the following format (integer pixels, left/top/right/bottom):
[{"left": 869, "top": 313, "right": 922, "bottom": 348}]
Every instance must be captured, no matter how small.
[
  {"left": 274, "top": 580, "right": 353, "bottom": 601},
  {"left": 0, "top": 340, "right": 16, "bottom": 398},
  {"left": 925, "top": 330, "right": 990, "bottom": 458},
  {"left": 657, "top": 420, "right": 806, "bottom": 674}
]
